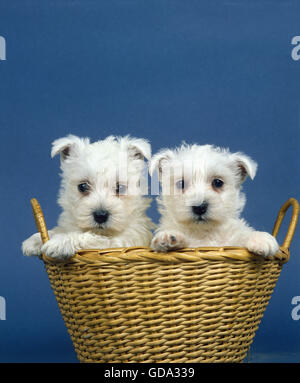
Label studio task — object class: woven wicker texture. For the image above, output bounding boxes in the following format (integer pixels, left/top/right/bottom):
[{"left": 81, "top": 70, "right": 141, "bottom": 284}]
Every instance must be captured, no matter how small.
[{"left": 30, "top": 198, "right": 299, "bottom": 363}]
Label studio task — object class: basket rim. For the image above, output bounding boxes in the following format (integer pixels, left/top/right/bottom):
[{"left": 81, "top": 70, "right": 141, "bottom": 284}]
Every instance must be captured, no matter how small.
[
  {"left": 41, "top": 245, "right": 289, "bottom": 265},
  {"left": 30, "top": 197, "right": 298, "bottom": 266}
]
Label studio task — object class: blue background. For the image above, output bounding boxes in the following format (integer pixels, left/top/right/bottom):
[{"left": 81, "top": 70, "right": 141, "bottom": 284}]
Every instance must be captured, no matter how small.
[{"left": 0, "top": 0, "right": 299, "bottom": 363}]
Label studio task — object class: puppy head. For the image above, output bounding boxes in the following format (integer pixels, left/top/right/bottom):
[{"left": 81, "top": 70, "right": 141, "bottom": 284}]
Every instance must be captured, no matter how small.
[
  {"left": 150, "top": 144, "right": 257, "bottom": 225},
  {"left": 52, "top": 134, "right": 151, "bottom": 234}
]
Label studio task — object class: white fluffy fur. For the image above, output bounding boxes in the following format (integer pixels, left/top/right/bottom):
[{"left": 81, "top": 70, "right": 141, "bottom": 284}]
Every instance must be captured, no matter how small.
[
  {"left": 150, "top": 143, "right": 279, "bottom": 257},
  {"left": 22, "top": 134, "right": 154, "bottom": 259}
]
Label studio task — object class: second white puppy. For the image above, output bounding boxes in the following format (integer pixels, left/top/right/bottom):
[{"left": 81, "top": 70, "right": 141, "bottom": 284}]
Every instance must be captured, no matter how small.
[
  {"left": 22, "top": 134, "right": 154, "bottom": 259},
  {"left": 150, "top": 143, "right": 279, "bottom": 257}
]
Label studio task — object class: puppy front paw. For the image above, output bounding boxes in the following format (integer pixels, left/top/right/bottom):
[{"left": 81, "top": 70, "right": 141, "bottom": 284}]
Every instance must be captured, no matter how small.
[
  {"left": 246, "top": 231, "right": 279, "bottom": 258},
  {"left": 22, "top": 233, "right": 43, "bottom": 257},
  {"left": 151, "top": 230, "right": 187, "bottom": 252},
  {"left": 41, "top": 234, "right": 76, "bottom": 260}
]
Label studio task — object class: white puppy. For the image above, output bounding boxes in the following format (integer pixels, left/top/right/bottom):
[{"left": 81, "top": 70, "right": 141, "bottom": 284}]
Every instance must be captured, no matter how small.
[
  {"left": 22, "top": 134, "right": 154, "bottom": 259},
  {"left": 150, "top": 144, "right": 279, "bottom": 257}
]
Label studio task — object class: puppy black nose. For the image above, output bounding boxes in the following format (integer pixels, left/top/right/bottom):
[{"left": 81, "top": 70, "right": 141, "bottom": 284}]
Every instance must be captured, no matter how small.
[
  {"left": 192, "top": 202, "right": 208, "bottom": 217},
  {"left": 93, "top": 210, "right": 109, "bottom": 224}
]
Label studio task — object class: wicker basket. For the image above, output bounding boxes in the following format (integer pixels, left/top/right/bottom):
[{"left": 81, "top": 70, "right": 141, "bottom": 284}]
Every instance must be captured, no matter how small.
[{"left": 30, "top": 198, "right": 299, "bottom": 363}]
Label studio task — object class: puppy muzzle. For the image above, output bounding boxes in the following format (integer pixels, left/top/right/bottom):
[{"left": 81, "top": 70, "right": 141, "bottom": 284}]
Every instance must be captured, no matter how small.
[
  {"left": 93, "top": 209, "right": 110, "bottom": 225},
  {"left": 191, "top": 202, "right": 208, "bottom": 221}
]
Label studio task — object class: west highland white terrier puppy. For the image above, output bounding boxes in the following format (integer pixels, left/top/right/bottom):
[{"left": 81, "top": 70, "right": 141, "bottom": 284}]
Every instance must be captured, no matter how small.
[
  {"left": 150, "top": 144, "right": 279, "bottom": 257},
  {"left": 22, "top": 134, "right": 154, "bottom": 259}
]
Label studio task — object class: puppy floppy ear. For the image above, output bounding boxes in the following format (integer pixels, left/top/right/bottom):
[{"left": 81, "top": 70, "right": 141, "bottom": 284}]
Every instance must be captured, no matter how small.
[
  {"left": 149, "top": 149, "right": 174, "bottom": 177},
  {"left": 51, "top": 135, "right": 90, "bottom": 162},
  {"left": 230, "top": 152, "right": 258, "bottom": 183},
  {"left": 122, "top": 136, "right": 151, "bottom": 161}
]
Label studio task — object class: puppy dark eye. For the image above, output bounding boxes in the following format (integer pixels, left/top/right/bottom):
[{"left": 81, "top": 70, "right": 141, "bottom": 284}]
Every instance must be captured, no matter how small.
[
  {"left": 212, "top": 179, "right": 224, "bottom": 189},
  {"left": 176, "top": 180, "right": 185, "bottom": 189},
  {"left": 115, "top": 183, "right": 127, "bottom": 195},
  {"left": 78, "top": 182, "right": 90, "bottom": 193}
]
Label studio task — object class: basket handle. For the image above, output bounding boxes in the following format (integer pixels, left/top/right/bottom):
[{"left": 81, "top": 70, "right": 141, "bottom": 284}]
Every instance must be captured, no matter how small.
[
  {"left": 272, "top": 198, "right": 299, "bottom": 250},
  {"left": 30, "top": 198, "right": 49, "bottom": 244}
]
